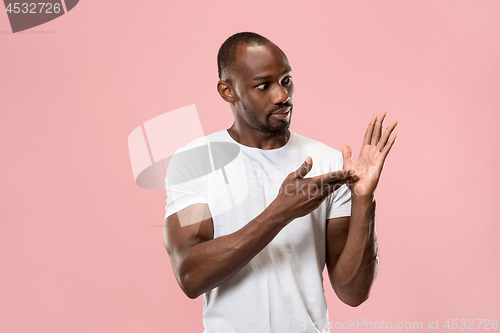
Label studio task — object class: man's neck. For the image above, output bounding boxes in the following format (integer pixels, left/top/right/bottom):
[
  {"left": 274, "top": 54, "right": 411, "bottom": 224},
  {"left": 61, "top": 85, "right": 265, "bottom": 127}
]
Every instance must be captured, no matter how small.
[{"left": 227, "top": 126, "right": 290, "bottom": 150}]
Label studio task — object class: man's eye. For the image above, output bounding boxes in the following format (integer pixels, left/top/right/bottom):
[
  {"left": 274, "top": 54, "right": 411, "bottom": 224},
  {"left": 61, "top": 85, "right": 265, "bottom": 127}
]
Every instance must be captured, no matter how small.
[
  {"left": 282, "top": 77, "right": 292, "bottom": 85},
  {"left": 257, "top": 83, "right": 268, "bottom": 90}
]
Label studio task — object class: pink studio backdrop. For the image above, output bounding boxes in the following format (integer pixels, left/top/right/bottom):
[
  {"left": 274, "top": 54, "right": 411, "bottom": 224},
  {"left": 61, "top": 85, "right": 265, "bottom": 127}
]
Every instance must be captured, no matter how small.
[{"left": 1, "top": 1, "right": 499, "bottom": 332}]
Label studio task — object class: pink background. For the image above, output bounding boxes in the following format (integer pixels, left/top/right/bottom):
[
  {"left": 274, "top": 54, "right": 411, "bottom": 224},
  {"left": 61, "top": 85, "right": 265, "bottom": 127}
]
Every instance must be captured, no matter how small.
[{"left": 1, "top": 1, "right": 499, "bottom": 332}]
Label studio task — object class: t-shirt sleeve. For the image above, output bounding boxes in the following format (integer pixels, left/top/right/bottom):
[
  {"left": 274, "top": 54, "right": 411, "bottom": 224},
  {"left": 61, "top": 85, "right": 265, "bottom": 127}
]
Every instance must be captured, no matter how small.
[
  {"left": 164, "top": 145, "right": 209, "bottom": 219},
  {"left": 326, "top": 150, "right": 352, "bottom": 219},
  {"left": 327, "top": 184, "right": 352, "bottom": 219}
]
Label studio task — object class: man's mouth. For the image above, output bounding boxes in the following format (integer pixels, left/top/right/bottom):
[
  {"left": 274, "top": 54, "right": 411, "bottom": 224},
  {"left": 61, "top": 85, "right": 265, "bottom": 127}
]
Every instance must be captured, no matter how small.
[
  {"left": 270, "top": 106, "right": 291, "bottom": 119},
  {"left": 271, "top": 106, "right": 291, "bottom": 115}
]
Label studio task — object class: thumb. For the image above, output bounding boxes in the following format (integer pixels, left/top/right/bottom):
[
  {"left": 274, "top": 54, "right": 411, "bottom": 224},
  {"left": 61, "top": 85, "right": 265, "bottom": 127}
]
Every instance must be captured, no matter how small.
[
  {"left": 295, "top": 156, "right": 312, "bottom": 179},
  {"left": 342, "top": 145, "right": 353, "bottom": 171}
]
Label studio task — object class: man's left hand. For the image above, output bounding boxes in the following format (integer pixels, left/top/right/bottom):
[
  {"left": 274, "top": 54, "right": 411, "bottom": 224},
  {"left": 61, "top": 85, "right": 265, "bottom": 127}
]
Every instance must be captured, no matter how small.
[{"left": 342, "top": 110, "right": 398, "bottom": 198}]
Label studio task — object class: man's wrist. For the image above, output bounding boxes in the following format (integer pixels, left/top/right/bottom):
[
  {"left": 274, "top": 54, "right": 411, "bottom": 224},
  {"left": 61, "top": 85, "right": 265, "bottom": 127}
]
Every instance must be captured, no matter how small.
[
  {"left": 265, "top": 200, "right": 294, "bottom": 226},
  {"left": 351, "top": 193, "right": 376, "bottom": 218},
  {"left": 351, "top": 192, "right": 375, "bottom": 204}
]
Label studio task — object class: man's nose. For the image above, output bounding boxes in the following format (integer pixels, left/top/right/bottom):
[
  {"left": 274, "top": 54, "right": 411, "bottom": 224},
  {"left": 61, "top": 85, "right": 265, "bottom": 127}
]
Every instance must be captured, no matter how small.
[{"left": 271, "top": 85, "right": 290, "bottom": 105}]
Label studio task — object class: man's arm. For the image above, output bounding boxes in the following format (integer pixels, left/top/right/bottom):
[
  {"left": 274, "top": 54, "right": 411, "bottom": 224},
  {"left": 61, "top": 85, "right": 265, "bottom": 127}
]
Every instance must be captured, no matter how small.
[
  {"left": 164, "top": 203, "right": 289, "bottom": 299},
  {"left": 326, "top": 111, "right": 397, "bottom": 306},
  {"left": 164, "top": 160, "right": 354, "bottom": 299},
  {"left": 326, "top": 197, "right": 378, "bottom": 307}
]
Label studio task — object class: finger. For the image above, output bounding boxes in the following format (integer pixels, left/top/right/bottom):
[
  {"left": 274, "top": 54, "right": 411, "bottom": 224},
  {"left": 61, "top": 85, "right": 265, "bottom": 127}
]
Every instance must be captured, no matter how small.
[
  {"left": 312, "top": 169, "right": 354, "bottom": 186},
  {"left": 376, "top": 119, "right": 398, "bottom": 151},
  {"left": 362, "top": 115, "right": 378, "bottom": 145},
  {"left": 342, "top": 145, "right": 353, "bottom": 171},
  {"left": 294, "top": 156, "right": 313, "bottom": 179},
  {"left": 371, "top": 110, "right": 387, "bottom": 145},
  {"left": 319, "top": 180, "right": 350, "bottom": 198},
  {"left": 304, "top": 178, "right": 350, "bottom": 200},
  {"left": 380, "top": 132, "right": 397, "bottom": 159}
]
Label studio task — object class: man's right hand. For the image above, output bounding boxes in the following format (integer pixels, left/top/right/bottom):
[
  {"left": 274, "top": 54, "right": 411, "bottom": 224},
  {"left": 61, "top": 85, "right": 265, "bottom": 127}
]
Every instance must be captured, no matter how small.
[{"left": 270, "top": 156, "right": 355, "bottom": 224}]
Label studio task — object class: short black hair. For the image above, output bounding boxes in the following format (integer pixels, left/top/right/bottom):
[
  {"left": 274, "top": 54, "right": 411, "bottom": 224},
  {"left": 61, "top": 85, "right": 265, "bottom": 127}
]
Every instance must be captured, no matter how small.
[{"left": 217, "top": 32, "right": 270, "bottom": 80}]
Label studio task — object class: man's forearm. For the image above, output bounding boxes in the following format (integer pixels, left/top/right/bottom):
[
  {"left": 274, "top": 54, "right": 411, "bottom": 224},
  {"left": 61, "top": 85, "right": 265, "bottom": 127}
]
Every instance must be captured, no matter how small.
[
  {"left": 173, "top": 205, "right": 290, "bottom": 299},
  {"left": 329, "top": 195, "right": 378, "bottom": 306}
]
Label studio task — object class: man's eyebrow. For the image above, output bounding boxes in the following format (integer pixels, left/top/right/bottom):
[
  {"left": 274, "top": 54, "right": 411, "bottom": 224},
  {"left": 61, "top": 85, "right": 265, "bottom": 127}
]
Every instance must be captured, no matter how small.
[
  {"left": 252, "top": 68, "right": 292, "bottom": 81},
  {"left": 253, "top": 75, "right": 271, "bottom": 81}
]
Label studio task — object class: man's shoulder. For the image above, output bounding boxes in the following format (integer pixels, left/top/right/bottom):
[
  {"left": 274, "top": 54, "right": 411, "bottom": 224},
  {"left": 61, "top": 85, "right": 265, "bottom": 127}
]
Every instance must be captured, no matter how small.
[{"left": 166, "top": 130, "right": 230, "bottom": 187}]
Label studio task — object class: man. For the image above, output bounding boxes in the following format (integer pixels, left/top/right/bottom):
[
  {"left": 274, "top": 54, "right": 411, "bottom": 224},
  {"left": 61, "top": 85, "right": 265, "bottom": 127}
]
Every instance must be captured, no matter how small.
[{"left": 164, "top": 32, "right": 397, "bottom": 333}]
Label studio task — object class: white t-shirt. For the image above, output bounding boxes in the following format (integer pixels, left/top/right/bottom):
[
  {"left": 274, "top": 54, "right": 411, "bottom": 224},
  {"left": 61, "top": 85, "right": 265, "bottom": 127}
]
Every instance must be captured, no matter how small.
[{"left": 165, "top": 129, "right": 351, "bottom": 333}]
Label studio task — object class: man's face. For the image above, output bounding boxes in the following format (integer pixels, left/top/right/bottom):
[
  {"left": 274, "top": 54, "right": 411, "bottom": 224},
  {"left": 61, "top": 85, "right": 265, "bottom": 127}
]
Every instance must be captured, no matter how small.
[{"left": 229, "top": 43, "right": 294, "bottom": 138}]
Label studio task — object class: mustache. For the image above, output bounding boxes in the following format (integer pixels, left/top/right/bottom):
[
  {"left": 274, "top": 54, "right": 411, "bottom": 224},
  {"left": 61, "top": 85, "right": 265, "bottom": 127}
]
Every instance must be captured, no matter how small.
[{"left": 268, "top": 103, "right": 293, "bottom": 115}]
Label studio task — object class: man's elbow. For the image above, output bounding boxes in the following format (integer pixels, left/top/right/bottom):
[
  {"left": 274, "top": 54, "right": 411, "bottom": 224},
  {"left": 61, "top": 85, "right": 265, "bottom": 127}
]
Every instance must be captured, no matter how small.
[
  {"left": 178, "top": 273, "right": 203, "bottom": 299},
  {"left": 333, "top": 286, "right": 370, "bottom": 307},
  {"left": 340, "top": 294, "right": 369, "bottom": 307},
  {"left": 166, "top": 249, "right": 203, "bottom": 299},
  {"left": 181, "top": 288, "right": 200, "bottom": 300}
]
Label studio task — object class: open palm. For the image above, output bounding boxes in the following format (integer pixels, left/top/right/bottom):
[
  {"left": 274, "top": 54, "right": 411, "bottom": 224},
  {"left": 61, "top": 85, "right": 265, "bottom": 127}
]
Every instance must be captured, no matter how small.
[{"left": 343, "top": 111, "right": 398, "bottom": 197}]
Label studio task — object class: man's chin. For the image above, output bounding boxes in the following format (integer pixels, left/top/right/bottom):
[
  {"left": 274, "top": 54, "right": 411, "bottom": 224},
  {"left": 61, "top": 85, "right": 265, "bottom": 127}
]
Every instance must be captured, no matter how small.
[{"left": 264, "top": 122, "right": 290, "bottom": 138}]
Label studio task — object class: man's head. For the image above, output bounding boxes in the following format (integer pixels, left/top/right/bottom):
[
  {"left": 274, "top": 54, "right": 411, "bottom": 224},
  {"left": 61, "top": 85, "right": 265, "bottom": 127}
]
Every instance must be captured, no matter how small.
[
  {"left": 217, "top": 32, "right": 294, "bottom": 139},
  {"left": 217, "top": 32, "right": 270, "bottom": 81}
]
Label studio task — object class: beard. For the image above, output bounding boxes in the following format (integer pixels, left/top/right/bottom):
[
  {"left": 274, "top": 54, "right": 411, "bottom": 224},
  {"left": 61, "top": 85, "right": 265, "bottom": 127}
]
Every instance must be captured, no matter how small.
[{"left": 242, "top": 102, "right": 291, "bottom": 139}]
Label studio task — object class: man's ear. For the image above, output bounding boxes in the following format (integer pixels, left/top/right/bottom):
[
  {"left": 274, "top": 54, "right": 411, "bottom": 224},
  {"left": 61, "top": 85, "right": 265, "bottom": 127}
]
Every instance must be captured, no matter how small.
[{"left": 217, "top": 80, "right": 237, "bottom": 103}]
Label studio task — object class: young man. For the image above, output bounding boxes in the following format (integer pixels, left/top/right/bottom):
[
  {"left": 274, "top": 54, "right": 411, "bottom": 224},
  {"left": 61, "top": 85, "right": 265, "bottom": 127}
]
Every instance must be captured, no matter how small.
[{"left": 164, "top": 32, "right": 397, "bottom": 333}]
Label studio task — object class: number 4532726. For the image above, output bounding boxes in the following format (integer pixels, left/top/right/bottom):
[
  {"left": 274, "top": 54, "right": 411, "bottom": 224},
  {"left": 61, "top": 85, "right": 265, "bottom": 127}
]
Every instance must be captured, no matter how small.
[
  {"left": 443, "top": 319, "right": 498, "bottom": 330},
  {"left": 5, "top": 3, "right": 62, "bottom": 14}
]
